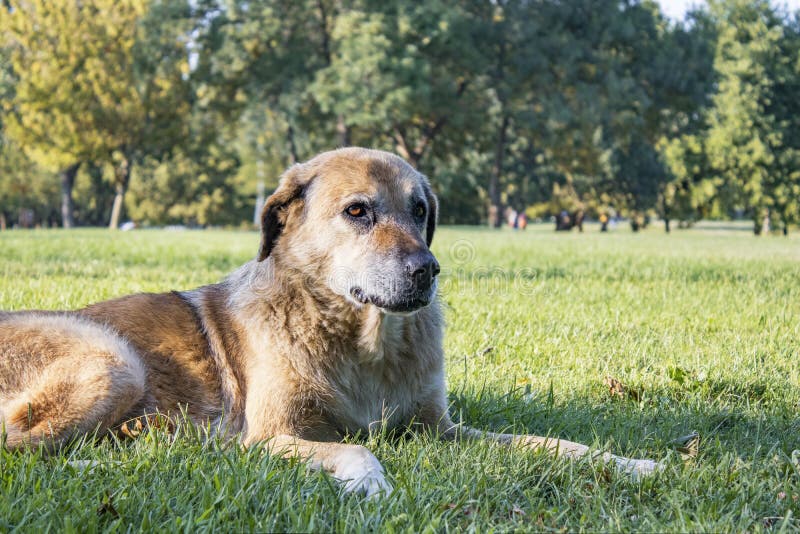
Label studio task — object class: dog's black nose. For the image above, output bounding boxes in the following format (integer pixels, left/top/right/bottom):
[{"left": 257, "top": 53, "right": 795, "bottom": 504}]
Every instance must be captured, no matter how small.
[{"left": 405, "top": 251, "right": 440, "bottom": 289}]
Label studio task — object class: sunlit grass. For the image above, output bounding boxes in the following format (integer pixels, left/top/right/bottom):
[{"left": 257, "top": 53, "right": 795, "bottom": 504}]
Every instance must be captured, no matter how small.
[{"left": 1, "top": 225, "right": 799, "bottom": 531}]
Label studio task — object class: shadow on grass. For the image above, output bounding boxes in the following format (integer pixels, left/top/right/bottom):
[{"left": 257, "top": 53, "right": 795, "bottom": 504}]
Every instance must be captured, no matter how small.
[{"left": 446, "top": 382, "right": 800, "bottom": 460}]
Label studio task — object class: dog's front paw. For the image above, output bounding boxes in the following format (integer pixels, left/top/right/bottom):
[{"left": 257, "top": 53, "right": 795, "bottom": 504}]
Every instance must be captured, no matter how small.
[
  {"left": 331, "top": 446, "right": 393, "bottom": 498},
  {"left": 610, "top": 455, "right": 665, "bottom": 480}
]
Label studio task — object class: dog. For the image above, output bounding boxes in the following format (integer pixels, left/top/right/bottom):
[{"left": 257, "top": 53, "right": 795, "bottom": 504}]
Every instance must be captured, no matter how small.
[{"left": 0, "top": 147, "right": 660, "bottom": 496}]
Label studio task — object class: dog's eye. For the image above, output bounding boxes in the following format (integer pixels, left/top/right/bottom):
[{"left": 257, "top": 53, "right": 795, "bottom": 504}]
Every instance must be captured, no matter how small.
[
  {"left": 345, "top": 204, "right": 367, "bottom": 218},
  {"left": 414, "top": 203, "right": 426, "bottom": 218}
]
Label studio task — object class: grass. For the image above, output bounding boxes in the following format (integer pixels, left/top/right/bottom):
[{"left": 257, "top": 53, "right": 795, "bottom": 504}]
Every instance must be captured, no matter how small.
[{"left": 1, "top": 224, "right": 799, "bottom": 531}]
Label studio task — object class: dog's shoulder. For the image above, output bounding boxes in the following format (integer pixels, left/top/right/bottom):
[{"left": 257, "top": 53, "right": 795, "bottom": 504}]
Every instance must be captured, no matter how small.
[
  {"left": 80, "top": 291, "right": 217, "bottom": 379},
  {"left": 80, "top": 290, "right": 227, "bottom": 418}
]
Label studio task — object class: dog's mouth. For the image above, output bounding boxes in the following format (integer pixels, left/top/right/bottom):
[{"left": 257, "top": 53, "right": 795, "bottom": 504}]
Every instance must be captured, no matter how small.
[{"left": 350, "top": 286, "right": 433, "bottom": 313}]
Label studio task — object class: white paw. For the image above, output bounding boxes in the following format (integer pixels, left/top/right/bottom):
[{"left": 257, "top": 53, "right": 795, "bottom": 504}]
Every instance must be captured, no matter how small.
[
  {"left": 331, "top": 447, "right": 393, "bottom": 498},
  {"left": 611, "top": 455, "right": 665, "bottom": 480}
]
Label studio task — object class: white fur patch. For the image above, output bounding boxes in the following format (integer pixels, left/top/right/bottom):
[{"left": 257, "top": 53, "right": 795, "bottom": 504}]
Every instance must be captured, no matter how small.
[
  {"left": 330, "top": 447, "right": 392, "bottom": 498},
  {"left": 609, "top": 455, "right": 665, "bottom": 480}
]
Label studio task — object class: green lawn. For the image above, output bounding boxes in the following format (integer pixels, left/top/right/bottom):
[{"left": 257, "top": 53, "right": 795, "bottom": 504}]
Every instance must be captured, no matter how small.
[{"left": 1, "top": 225, "right": 799, "bottom": 532}]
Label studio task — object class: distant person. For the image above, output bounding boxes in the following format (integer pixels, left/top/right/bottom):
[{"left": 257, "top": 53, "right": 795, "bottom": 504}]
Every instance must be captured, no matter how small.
[
  {"left": 518, "top": 213, "right": 527, "bottom": 230},
  {"left": 600, "top": 212, "right": 609, "bottom": 232},
  {"left": 507, "top": 209, "right": 518, "bottom": 229},
  {"left": 556, "top": 210, "right": 571, "bottom": 231},
  {"left": 573, "top": 209, "right": 585, "bottom": 232}
]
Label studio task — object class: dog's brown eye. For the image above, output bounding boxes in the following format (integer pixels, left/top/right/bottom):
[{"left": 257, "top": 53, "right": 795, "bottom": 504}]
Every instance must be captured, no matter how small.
[
  {"left": 345, "top": 204, "right": 366, "bottom": 218},
  {"left": 414, "top": 203, "right": 426, "bottom": 218}
]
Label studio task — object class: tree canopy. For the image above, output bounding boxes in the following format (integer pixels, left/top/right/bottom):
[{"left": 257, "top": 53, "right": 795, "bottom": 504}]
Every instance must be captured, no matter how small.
[{"left": 1, "top": 0, "right": 799, "bottom": 234}]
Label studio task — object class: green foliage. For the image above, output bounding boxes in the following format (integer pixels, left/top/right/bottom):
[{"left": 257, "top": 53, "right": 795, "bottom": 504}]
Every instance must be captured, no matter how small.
[
  {"left": 706, "top": 1, "right": 783, "bottom": 223},
  {"left": 126, "top": 142, "right": 245, "bottom": 227},
  {"left": 1, "top": 0, "right": 799, "bottom": 230},
  {"left": 2, "top": 0, "right": 127, "bottom": 170},
  {"left": 313, "top": 2, "right": 484, "bottom": 168},
  {"left": 0, "top": 0, "right": 194, "bottom": 227},
  {"left": 1, "top": 0, "right": 191, "bottom": 166},
  {"left": 661, "top": 134, "right": 715, "bottom": 222},
  {"left": 72, "top": 162, "right": 117, "bottom": 226},
  {"left": 0, "top": 134, "right": 59, "bottom": 226},
  {"left": 688, "top": 0, "right": 800, "bottom": 232},
  {"left": 431, "top": 151, "right": 488, "bottom": 225}
]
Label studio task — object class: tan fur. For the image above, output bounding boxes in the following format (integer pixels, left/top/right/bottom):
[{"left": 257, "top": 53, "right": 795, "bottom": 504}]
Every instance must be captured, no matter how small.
[
  {"left": 0, "top": 313, "right": 145, "bottom": 447},
  {"left": 0, "top": 147, "right": 660, "bottom": 495}
]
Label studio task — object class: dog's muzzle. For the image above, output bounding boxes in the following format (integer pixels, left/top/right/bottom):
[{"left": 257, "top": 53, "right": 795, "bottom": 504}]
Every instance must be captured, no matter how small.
[{"left": 350, "top": 250, "right": 440, "bottom": 313}]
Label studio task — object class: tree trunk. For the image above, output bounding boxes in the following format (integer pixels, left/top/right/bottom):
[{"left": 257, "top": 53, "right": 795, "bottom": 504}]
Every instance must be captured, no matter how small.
[
  {"left": 0, "top": 213, "right": 6, "bottom": 231},
  {"left": 109, "top": 185, "right": 125, "bottom": 229},
  {"left": 287, "top": 123, "right": 299, "bottom": 165},
  {"left": 488, "top": 114, "right": 509, "bottom": 228},
  {"left": 336, "top": 115, "right": 350, "bottom": 147},
  {"left": 59, "top": 162, "right": 80, "bottom": 228},
  {"left": 577, "top": 210, "right": 585, "bottom": 232},
  {"left": 254, "top": 162, "right": 266, "bottom": 227},
  {"left": 662, "top": 197, "right": 671, "bottom": 233},
  {"left": 109, "top": 157, "right": 131, "bottom": 229}
]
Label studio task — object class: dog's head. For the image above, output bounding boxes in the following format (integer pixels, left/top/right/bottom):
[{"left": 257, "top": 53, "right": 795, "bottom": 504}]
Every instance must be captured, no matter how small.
[{"left": 257, "top": 148, "right": 439, "bottom": 314}]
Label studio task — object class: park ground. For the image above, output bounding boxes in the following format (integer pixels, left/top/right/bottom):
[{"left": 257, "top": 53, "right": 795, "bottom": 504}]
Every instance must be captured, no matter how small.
[{"left": 1, "top": 224, "right": 799, "bottom": 531}]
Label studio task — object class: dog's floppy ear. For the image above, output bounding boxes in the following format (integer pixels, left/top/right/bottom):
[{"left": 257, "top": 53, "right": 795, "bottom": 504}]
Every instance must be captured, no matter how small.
[
  {"left": 422, "top": 179, "right": 438, "bottom": 247},
  {"left": 257, "top": 164, "right": 312, "bottom": 262}
]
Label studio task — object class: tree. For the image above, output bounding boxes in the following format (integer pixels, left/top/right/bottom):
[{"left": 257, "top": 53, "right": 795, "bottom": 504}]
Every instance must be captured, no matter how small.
[
  {"left": 656, "top": 7, "right": 718, "bottom": 230},
  {"left": 311, "top": 1, "right": 486, "bottom": 170},
  {"left": 104, "top": 0, "right": 194, "bottom": 228},
  {"left": 3, "top": 0, "right": 799, "bottom": 231},
  {"left": 0, "top": 39, "right": 56, "bottom": 229},
  {"left": 1, "top": 1, "right": 104, "bottom": 227},
  {"left": 705, "top": 0, "right": 787, "bottom": 234},
  {"left": 1, "top": 0, "right": 193, "bottom": 228},
  {"left": 192, "top": 1, "right": 327, "bottom": 165},
  {"left": 763, "top": 10, "right": 800, "bottom": 234},
  {"left": 474, "top": 0, "right": 554, "bottom": 227}
]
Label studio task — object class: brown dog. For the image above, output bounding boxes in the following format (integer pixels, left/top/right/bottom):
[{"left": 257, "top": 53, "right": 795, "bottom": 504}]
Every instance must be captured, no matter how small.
[{"left": 0, "top": 148, "right": 660, "bottom": 496}]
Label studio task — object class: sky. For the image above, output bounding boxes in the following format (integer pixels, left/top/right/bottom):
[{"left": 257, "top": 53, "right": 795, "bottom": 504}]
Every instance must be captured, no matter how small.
[{"left": 656, "top": 0, "right": 800, "bottom": 20}]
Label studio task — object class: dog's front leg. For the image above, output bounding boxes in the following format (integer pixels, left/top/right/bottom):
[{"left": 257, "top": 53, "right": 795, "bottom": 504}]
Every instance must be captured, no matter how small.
[
  {"left": 442, "top": 423, "right": 662, "bottom": 478},
  {"left": 263, "top": 434, "right": 392, "bottom": 497},
  {"left": 416, "top": 404, "right": 662, "bottom": 478}
]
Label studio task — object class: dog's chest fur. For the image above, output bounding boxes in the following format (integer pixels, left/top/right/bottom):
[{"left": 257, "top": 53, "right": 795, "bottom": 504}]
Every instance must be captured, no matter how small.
[
  {"left": 200, "top": 262, "right": 446, "bottom": 441},
  {"left": 224, "top": 275, "right": 444, "bottom": 437},
  {"left": 326, "top": 314, "right": 425, "bottom": 433},
  {"left": 324, "top": 309, "right": 445, "bottom": 435}
]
